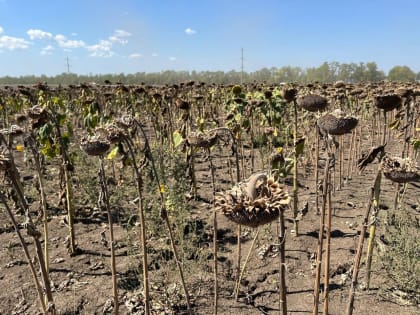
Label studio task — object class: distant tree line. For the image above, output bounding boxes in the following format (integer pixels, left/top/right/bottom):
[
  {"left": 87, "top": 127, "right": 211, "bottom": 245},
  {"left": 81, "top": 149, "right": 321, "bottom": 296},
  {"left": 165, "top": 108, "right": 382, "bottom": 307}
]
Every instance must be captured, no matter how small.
[{"left": 0, "top": 62, "right": 418, "bottom": 85}]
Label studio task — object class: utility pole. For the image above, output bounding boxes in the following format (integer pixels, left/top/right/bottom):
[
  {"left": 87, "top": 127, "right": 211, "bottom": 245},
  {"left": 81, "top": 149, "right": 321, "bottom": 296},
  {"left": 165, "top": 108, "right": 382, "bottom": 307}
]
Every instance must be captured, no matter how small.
[
  {"left": 66, "top": 57, "right": 71, "bottom": 73},
  {"left": 240, "top": 48, "right": 244, "bottom": 84}
]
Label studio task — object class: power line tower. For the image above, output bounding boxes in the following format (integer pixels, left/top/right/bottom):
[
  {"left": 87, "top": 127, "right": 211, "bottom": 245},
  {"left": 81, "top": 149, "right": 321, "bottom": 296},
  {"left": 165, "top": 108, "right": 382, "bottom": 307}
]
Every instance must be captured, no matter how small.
[{"left": 66, "top": 57, "right": 71, "bottom": 73}]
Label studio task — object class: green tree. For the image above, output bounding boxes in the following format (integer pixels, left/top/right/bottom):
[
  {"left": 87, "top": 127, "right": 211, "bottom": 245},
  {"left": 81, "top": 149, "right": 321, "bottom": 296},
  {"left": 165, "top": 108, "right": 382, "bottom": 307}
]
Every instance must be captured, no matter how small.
[
  {"left": 275, "top": 66, "right": 304, "bottom": 82},
  {"left": 387, "top": 65, "right": 416, "bottom": 81},
  {"left": 365, "top": 62, "right": 385, "bottom": 81},
  {"left": 306, "top": 62, "right": 336, "bottom": 82}
]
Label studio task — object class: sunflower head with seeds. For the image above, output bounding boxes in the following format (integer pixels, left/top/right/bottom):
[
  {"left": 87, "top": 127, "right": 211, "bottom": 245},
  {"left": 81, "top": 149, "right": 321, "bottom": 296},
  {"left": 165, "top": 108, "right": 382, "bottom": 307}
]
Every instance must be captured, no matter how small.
[
  {"left": 215, "top": 172, "right": 290, "bottom": 228},
  {"left": 381, "top": 156, "right": 420, "bottom": 183},
  {"left": 80, "top": 134, "right": 111, "bottom": 156}
]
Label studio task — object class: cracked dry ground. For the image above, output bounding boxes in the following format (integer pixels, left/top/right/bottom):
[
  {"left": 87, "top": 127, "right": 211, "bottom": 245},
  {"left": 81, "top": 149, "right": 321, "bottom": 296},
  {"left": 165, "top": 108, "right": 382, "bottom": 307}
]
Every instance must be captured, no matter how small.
[{"left": 0, "top": 130, "right": 418, "bottom": 314}]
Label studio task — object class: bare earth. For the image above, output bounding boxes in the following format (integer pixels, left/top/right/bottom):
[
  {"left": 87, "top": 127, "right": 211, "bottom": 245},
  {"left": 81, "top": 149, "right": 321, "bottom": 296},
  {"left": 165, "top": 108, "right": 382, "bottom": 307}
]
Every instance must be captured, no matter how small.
[{"left": 0, "top": 125, "right": 419, "bottom": 315}]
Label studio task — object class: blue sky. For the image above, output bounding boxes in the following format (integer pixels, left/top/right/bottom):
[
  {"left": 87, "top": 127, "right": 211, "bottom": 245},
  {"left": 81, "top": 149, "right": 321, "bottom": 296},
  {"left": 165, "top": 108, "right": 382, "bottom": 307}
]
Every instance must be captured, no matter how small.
[{"left": 0, "top": 0, "right": 419, "bottom": 76}]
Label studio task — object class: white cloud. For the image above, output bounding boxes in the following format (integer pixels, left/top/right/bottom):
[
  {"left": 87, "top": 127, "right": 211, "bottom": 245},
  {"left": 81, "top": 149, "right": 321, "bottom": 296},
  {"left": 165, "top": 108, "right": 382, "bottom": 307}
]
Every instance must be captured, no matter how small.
[
  {"left": 26, "top": 29, "right": 84, "bottom": 50},
  {"left": 54, "top": 34, "right": 65, "bottom": 42},
  {"left": 60, "top": 39, "right": 85, "bottom": 48},
  {"left": 185, "top": 28, "right": 197, "bottom": 35},
  {"left": 152, "top": 53, "right": 158, "bottom": 57},
  {"left": 0, "top": 35, "right": 30, "bottom": 50},
  {"left": 0, "top": 26, "right": 3, "bottom": 35},
  {"left": 86, "top": 30, "right": 131, "bottom": 57},
  {"left": 109, "top": 36, "right": 128, "bottom": 45},
  {"left": 113, "top": 29, "right": 131, "bottom": 37},
  {"left": 109, "top": 29, "right": 131, "bottom": 45},
  {"left": 169, "top": 56, "right": 176, "bottom": 61},
  {"left": 27, "top": 29, "right": 53, "bottom": 40},
  {"left": 40, "top": 45, "right": 54, "bottom": 55},
  {"left": 86, "top": 40, "right": 114, "bottom": 57},
  {"left": 129, "top": 53, "right": 142, "bottom": 58},
  {"left": 54, "top": 34, "right": 85, "bottom": 49},
  {"left": 71, "top": 32, "right": 78, "bottom": 36}
]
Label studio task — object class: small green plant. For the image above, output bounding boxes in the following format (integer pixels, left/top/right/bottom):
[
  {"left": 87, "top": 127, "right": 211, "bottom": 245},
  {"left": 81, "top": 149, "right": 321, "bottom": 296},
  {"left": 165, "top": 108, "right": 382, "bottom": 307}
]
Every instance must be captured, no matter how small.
[
  {"left": 378, "top": 209, "right": 419, "bottom": 304},
  {"left": 6, "top": 241, "right": 15, "bottom": 259}
]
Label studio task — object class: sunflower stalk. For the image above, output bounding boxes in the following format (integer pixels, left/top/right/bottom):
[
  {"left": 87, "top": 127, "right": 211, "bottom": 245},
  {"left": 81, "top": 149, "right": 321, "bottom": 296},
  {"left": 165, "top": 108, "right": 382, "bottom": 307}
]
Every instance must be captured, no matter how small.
[
  {"left": 323, "top": 170, "right": 332, "bottom": 315},
  {"left": 207, "top": 127, "right": 241, "bottom": 298},
  {"left": 207, "top": 147, "right": 218, "bottom": 315},
  {"left": 26, "top": 134, "right": 50, "bottom": 274},
  {"left": 0, "top": 192, "right": 47, "bottom": 314},
  {"left": 123, "top": 138, "right": 150, "bottom": 315},
  {"left": 2, "top": 145, "right": 56, "bottom": 314},
  {"left": 313, "top": 155, "right": 331, "bottom": 315},
  {"left": 234, "top": 228, "right": 260, "bottom": 300},
  {"left": 135, "top": 120, "right": 193, "bottom": 314},
  {"left": 365, "top": 168, "right": 382, "bottom": 290},
  {"left": 53, "top": 119, "right": 76, "bottom": 255},
  {"left": 98, "top": 157, "right": 119, "bottom": 314},
  {"left": 278, "top": 210, "right": 287, "bottom": 315},
  {"left": 292, "top": 100, "right": 299, "bottom": 236},
  {"left": 346, "top": 183, "right": 376, "bottom": 315}
]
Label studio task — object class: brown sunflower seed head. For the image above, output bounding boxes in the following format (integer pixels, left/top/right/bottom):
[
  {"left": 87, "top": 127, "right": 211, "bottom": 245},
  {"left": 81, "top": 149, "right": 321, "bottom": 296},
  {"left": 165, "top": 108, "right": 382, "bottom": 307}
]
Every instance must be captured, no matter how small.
[
  {"left": 374, "top": 94, "right": 402, "bottom": 112},
  {"left": 281, "top": 88, "right": 297, "bottom": 102},
  {"left": 297, "top": 94, "right": 328, "bottom": 112},
  {"left": 96, "top": 124, "right": 128, "bottom": 144},
  {"left": 317, "top": 111, "right": 358, "bottom": 136},
  {"left": 25, "top": 105, "right": 48, "bottom": 120},
  {"left": 175, "top": 98, "right": 190, "bottom": 110},
  {"left": 215, "top": 175, "right": 290, "bottom": 228},
  {"left": 381, "top": 156, "right": 420, "bottom": 183},
  {"left": 80, "top": 135, "right": 111, "bottom": 156},
  {"left": 187, "top": 131, "right": 218, "bottom": 148},
  {"left": 115, "top": 113, "right": 135, "bottom": 129}
]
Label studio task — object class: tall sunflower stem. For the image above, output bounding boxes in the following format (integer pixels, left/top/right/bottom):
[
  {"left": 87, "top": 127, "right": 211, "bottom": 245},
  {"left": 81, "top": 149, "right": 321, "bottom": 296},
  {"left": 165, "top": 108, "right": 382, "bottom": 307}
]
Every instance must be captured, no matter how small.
[
  {"left": 278, "top": 211, "right": 287, "bottom": 315},
  {"left": 235, "top": 228, "right": 260, "bottom": 300},
  {"left": 365, "top": 166, "right": 382, "bottom": 290},
  {"left": 292, "top": 100, "right": 299, "bottom": 236},
  {"left": 313, "top": 154, "right": 330, "bottom": 315},
  {"left": 0, "top": 192, "right": 47, "bottom": 313},
  {"left": 99, "top": 157, "right": 119, "bottom": 314},
  {"left": 207, "top": 148, "right": 218, "bottom": 315}
]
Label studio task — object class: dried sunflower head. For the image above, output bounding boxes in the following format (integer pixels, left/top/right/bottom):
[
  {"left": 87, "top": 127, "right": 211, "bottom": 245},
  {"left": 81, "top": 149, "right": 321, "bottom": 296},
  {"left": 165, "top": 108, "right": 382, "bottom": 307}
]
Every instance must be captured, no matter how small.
[
  {"left": 317, "top": 110, "right": 358, "bottom": 136},
  {"left": 25, "top": 105, "right": 48, "bottom": 120},
  {"left": 215, "top": 173, "right": 290, "bottom": 228},
  {"left": 357, "top": 144, "right": 386, "bottom": 171},
  {"left": 80, "top": 135, "right": 110, "bottom": 156},
  {"left": 187, "top": 130, "right": 218, "bottom": 149},
  {"left": 374, "top": 94, "right": 402, "bottom": 112},
  {"left": 281, "top": 88, "right": 297, "bottom": 103},
  {"left": 381, "top": 156, "right": 419, "bottom": 183},
  {"left": 96, "top": 124, "right": 127, "bottom": 144},
  {"left": 115, "top": 113, "right": 135, "bottom": 129},
  {"left": 297, "top": 94, "right": 328, "bottom": 112}
]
